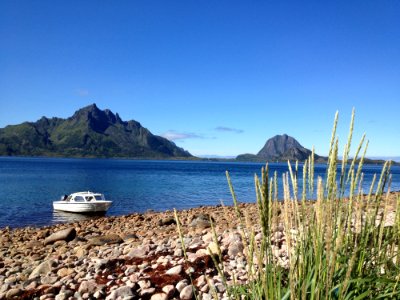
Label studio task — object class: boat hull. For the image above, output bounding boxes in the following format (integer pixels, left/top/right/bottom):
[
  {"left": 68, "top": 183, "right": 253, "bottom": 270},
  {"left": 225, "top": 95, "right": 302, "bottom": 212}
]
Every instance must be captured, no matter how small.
[{"left": 53, "top": 201, "right": 112, "bottom": 213}]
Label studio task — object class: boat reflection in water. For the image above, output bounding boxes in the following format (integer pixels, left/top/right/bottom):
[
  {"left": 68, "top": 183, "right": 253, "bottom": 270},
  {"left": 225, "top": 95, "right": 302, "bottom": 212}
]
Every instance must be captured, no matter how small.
[{"left": 52, "top": 210, "right": 106, "bottom": 224}]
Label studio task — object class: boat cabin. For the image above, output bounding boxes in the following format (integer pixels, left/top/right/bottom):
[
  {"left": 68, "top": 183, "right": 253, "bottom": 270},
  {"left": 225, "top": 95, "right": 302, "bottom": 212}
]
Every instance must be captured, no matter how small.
[{"left": 62, "top": 192, "right": 105, "bottom": 202}]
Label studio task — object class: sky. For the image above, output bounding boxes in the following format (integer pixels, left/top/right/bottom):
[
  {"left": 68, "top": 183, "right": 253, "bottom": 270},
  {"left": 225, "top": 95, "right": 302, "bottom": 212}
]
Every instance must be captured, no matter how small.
[{"left": 0, "top": 1, "right": 399, "bottom": 158}]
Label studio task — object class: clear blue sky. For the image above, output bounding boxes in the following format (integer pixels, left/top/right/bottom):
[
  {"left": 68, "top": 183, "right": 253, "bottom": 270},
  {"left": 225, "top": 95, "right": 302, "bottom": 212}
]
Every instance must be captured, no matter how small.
[{"left": 1, "top": 1, "right": 399, "bottom": 157}]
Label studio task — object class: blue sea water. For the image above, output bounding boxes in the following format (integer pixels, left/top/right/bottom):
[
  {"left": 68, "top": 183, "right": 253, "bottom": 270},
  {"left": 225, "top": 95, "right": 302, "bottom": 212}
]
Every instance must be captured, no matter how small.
[{"left": 0, "top": 157, "right": 399, "bottom": 229}]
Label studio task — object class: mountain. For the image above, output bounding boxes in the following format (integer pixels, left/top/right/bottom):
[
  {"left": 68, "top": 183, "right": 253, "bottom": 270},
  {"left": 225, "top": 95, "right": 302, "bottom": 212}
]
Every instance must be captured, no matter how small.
[
  {"left": 236, "top": 134, "right": 319, "bottom": 162},
  {"left": 236, "top": 135, "right": 398, "bottom": 165},
  {"left": 257, "top": 134, "right": 317, "bottom": 161},
  {"left": 0, "top": 104, "right": 193, "bottom": 159}
]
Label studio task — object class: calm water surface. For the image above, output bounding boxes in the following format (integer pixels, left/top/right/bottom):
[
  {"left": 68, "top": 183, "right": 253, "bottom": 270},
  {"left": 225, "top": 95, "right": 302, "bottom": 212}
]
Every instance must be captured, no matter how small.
[{"left": 0, "top": 157, "right": 399, "bottom": 228}]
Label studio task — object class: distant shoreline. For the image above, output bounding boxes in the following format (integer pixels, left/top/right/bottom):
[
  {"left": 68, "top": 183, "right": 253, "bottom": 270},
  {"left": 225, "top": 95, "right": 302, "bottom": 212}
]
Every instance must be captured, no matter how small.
[{"left": 0, "top": 154, "right": 398, "bottom": 165}]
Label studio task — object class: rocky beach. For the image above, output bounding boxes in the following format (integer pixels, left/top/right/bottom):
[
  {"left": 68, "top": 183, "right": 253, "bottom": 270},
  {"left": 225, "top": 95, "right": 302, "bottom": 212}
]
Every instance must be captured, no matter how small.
[{"left": 0, "top": 192, "right": 398, "bottom": 300}]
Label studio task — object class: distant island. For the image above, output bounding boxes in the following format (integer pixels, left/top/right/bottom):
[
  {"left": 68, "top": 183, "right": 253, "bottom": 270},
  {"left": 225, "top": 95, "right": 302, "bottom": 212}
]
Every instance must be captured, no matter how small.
[
  {"left": 0, "top": 104, "right": 193, "bottom": 159},
  {"left": 0, "top": 104, "right": 396, "bottom": 165},
  {"left": 236, "top": 134, "right": 325, "bottom": 162},
  {"left": 236, "top": 134, "right": 398, "bottom": 165}
]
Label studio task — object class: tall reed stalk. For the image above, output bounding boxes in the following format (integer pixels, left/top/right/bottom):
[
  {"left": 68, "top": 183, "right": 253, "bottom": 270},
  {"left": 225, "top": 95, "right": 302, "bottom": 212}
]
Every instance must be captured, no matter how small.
[{"left": 225, "top": 110, "right": 399, "bottom": 299}]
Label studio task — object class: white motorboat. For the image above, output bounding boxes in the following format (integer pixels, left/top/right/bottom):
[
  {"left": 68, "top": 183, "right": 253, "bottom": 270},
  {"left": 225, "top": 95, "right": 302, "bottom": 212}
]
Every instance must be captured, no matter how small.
[{"left": 53, "top": 191, "right": 112, "bottom": 213}]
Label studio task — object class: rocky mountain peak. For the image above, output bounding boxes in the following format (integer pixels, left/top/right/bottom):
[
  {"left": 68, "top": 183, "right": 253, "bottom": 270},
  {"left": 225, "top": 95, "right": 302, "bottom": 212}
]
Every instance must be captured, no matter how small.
[
  {"left": 71, "top": 104, "right": 123, "bottom": 133},
  {"left": 257, "top": 134, "right": 303, "bottom": 160},
  {"left": 0, "top": 104, "right": 192, "bottom": 158},
  {"left": 236, "top": 134, "right": 318, "bottom": 162}
]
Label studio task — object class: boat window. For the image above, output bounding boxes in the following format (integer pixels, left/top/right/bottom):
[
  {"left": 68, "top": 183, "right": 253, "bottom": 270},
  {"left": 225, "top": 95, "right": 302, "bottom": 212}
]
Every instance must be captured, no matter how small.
[
  {"left": 94, "top": 195, "right": 103, "bottom": 200},
  {"left": 74, "top": 196, "right": 85, "bottom": 202}
]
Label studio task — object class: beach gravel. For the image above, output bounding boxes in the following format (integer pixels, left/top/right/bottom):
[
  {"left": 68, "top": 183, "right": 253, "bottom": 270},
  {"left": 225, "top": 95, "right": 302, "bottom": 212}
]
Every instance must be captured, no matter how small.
[{"left": 0, "top": 192, "right": 398, "bottom": 299}]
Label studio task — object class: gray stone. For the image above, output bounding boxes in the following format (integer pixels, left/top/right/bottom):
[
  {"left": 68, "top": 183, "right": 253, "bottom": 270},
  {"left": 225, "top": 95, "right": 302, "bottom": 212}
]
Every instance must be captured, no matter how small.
[
  {"left": 166, "top": 265, "right": 182, "bottom": 275},
  {"left": 0, "top": 283, "right": 9, "bottom": 293},
  {"left": 207, "top": 242, "right": 219, "bottom": 255},
  {"left": 176, "top": 279, "right": 188, "bottom": 292},
  {"left": 174, "top": 248, "right": 183, "bottom": 257},
  {"left": 190, "top": 214, "right": 214, "bottom": 229},
  {"left": 200, "top": 283, "right": 209, "bottom": 293},
  {"left": 215, "top": 282, "right": 226, "bottom": 293},
  {"left": 228, "top": 241, "right": 244, "bottom": 256},
  {"left": 5, "top": 288, "right": 23, "bottom": 298},
  {"left": 29, "top": 259, "right": 57, "bottom": 279},
  {"left": 222, "top": 232, "right": 242, "bottom": 247},
  {"left": 195, "top": 275, "right": 206, "bottom": 287},
  {"left": 138, "top": 279, "right": 151, "bottom": 289},
  {"left": 41, "top": 275, "right": 58, "bottom": 285},
  {"left": 127, "top": 245, "right": 149, "bottom": 258},
  {"left": 202, "top": 293, "right": 212, "bottom": 300},
  {"left": 93, "top": 290, "right": 105, "bottom": 299},
  {"left": 40, "top": 294, "right": 55, "bottom": 300},
  {"left": 140, "top": 287, "right": 156, "bottom": 296},
  {"left": 74, "top": 247, "right": 88, "bottom": 259},
  {"left": 151, "top": 293, "right": 168, "bottom": 300},
  {"left": 55, "top": 289, "right": 74, "bottom": 300},
  {"left": 180, "top": 285, "right": 194, "bottom": 300},
  {"left": 44, "top": 228, "right": 76, "bottom": 245},
  {"left": 158, "top": 218, "right": 176, "bottom": 226},
  {"left": 57, "top": 267, "right": 74, "bottom": 278},
  {"left": 120, "top": 233, "right": 139, "bottom": 242},
  {"left": 78, "top": 280, "right": 98, "bottom": 294},
  {"left": 88, "top": 234, "right": 123, "bottom": 246},
  {"left": 162, "top": 285, "right": 175, "bottom": 297},
  {"left": 106, "top": 286, "right": 134, "bottom": 300}
]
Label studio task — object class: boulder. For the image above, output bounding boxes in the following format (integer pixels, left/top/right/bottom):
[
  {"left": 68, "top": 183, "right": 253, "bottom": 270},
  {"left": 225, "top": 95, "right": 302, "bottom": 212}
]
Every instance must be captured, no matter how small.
[
  {"left": 88, "top": 234, "right": 123, "bottom": 246},
  {"left": 29, "top": 259, "right": 57, "bottom": 279},
  {"left": 158, "top": 218, "right": 176, "bottom": 226},
  {"left": 120, "top": 233, "right": 139, "bottom": 242},
  {"left": 190, "top": 214, "right": 214, "bottom": 229},
  {"left": 44, "top": 228, "right": 76, "bottom": 245}
]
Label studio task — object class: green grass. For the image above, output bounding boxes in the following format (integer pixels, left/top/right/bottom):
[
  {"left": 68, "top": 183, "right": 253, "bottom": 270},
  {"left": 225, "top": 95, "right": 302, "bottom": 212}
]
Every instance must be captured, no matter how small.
[{"left": 212, "top": 110, "right": 399, "bottom": 299}]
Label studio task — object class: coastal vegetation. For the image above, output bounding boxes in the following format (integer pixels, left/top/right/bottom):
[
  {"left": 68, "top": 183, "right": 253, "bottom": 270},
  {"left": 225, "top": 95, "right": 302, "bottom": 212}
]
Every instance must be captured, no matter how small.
[{"left": 193, "top": 110, "right": 400, "bottom": 299}]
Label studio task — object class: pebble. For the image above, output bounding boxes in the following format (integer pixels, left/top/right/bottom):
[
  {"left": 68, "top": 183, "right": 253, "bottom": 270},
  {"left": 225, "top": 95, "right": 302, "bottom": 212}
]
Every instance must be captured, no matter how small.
[
  {"left": 162, "top": 285, "right": 175, "bottom": 297},
  {"left": 141, "top": 287, "right": 156, "bottom": 296},
  {"left": 151, "top": 293, "right": 169, "bottom": 300},
  {"left": 106, "top": 286, "right": 134, "bottom": 300},
  {"left": 176, "top": 279, "right": 188, "bottom": 292},
  {"left": 166, "top": 264, "right": 183, "bottom": 275},
  {"left": 5, "top": 287, "right": 23, "bottom": 298},
  {"left": 180, "top": 284, "right": 194, "bottom": 300}
]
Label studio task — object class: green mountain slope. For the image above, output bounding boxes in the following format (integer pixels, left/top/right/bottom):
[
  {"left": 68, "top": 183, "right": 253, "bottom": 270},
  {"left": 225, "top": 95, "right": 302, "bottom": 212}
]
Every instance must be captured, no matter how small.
[{"left": 0, "top": 104, "right": 192, "bottom": 158}]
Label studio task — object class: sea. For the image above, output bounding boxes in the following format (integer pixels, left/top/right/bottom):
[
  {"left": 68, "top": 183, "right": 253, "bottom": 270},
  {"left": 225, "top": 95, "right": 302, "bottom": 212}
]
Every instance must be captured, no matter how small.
[{"left": 0, "top": 157, "right": 399, "bottom": 229}]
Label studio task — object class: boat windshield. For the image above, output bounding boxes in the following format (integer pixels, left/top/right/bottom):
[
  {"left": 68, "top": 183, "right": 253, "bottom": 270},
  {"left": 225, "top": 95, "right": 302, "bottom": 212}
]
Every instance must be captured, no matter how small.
[
  {"left": 74, "top": 196, "right": 85, "bottom": 202},
  {"left": 94, "top": 195, "right": 103, "bottom": 200}
]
